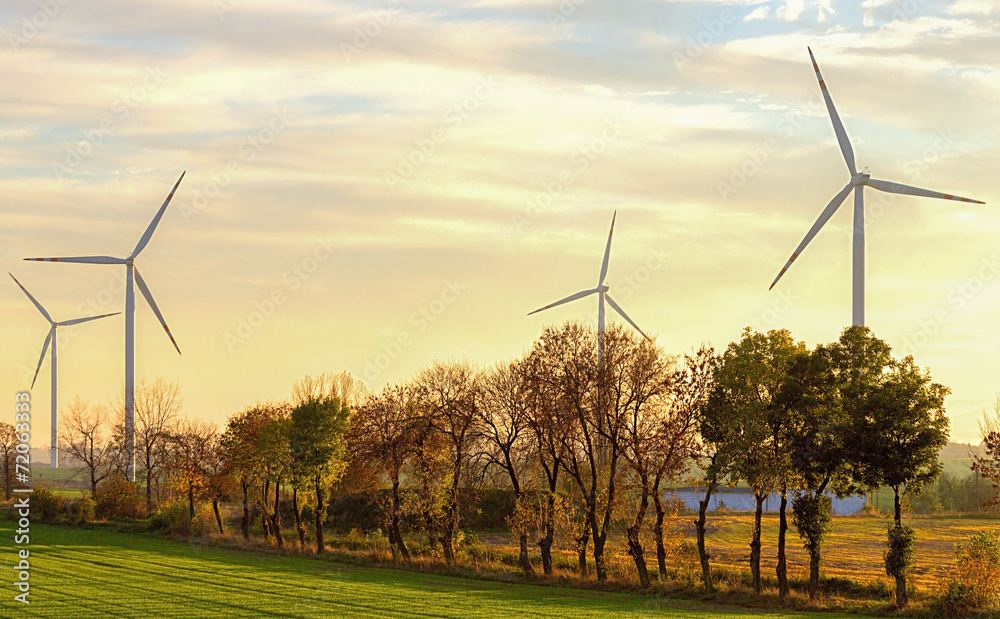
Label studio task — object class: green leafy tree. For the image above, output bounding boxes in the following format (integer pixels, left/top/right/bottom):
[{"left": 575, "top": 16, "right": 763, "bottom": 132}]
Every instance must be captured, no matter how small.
[
  {"left": 289, "top": 391, "right": 351, "bottom": 554},
  {"left": 220, "top": 403, "right": 284, "bottom": 540},
  {"left": 780, "top": 344, "right": 855, "bottom": 599},
  {"left": 704, "top": 328, "right": 803, "bottom": 595},
  {"left": 836, "top": 326, "right": 949, "bottom": 609}
]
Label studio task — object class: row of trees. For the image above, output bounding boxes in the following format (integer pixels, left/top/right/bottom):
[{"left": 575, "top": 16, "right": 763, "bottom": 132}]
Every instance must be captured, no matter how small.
[
  {"left": 699, "top": 326, "right": 950, "bottom": 608},
  {"left": 7, "top": 322, "right": 1000, "bottom": 611},
  {"left": 345, "top": 323, "right": 713, "bottom": 585}
]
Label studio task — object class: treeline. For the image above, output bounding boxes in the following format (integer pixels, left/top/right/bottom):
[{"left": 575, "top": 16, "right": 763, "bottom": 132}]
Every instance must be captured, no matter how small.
[{"left": 3, "top": 323, "right": 1000, "bottom": 613}]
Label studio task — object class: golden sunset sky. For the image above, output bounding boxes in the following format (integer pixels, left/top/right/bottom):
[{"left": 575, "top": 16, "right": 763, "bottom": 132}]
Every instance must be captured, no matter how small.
[{"left": 2, "top": 0, "right": 998, "bottom": 450}]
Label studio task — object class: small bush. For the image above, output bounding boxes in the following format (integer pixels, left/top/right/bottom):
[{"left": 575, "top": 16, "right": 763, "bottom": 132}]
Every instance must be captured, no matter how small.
[
  {"left": 933, "top": 530, "right": 1000, "bottom": 617},
  {"left": 31, "top": 486, "right": 66, "bottom": 523},
  {"left": 94, "top": 474, "right": 144, "bottom": 520},
  {"left": 884, "top": 522, "right": 915, "bottom": 580},
  {"left": 150, "top": 501, "right": 192, "bottom": 535},
  {"left": 74, "top": 495, "right": 96, "bottom": 523}
]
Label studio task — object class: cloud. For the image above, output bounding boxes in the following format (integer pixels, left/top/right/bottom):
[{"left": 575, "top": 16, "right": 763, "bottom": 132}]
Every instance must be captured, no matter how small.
[{"left": 745, "top": 5, "right": 771, "bottom": 21}]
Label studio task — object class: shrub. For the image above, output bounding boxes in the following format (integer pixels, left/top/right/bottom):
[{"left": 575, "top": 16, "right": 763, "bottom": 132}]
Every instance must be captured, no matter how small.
[
  {"left": 884, "top": 522, "right": 915, "bottom": 580},
  {"left": 94, "top": 474, "right": 144, "bottom": 520},
  {"left": 934, "top": 530, "right": 1000, "bottom": 617},
  {"left": 150, "top": 500, "right": 192, "bottom": 535},
  {"left": 31, "top": 486, "right": 66, "bottom": 523},
  {"left": 74, "top": 495, "right": 96, "bottom": 523}
]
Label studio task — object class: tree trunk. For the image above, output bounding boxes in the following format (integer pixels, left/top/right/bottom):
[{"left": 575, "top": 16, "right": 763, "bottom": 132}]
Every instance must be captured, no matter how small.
[
  {"left": 575, "top": 533, "right": 589, "bottom": 576},
  {"left": 750, "top": 492, "right": 764, "bottom": 594},
  {"left": 627, "top": 481, "right": 651, "bottom": 588},
  {"left": 389, "top": 481, "right": 409, "bottom": 561},
  {"left": 240, "top": 480, "right": 250, "bottom": 541},
  {"left": 893, "top": 486, "right": 901, "bottom": 526},
  {"left": 270, "top": 481, "right": 284, "bottom": 549},
  {"left": 517, "top": 533, "right": 533, "bottom": 575},
  {"left": 212, "top": 497, "right": 224, "bottom": 534},
  {"left": 777, "top": 488, "right": 789, "bottom": 602},
  {"left": 896, "top": 571, "right": 907, "bottom": 609},
  {"left": 441, "top": 528, "right": 456, "bottom": 566},
  {"left": 537, "top": 488, "right": 556, "bottom": 576},
  {"left": 314, "top": 474, "right": 326, "bottom": 554},
  {"left": 893, "top": 486, "right": 906, "bottom": 609},
  {"left": 695, "top": 483, "right": 714, "bottom": 592},
  {"left": 592, "top": 533, "right": 607, "bottom": 582},
  {"left": 145, "top": 460, "right": 153, "bottom": 515},
  {"left": 261, "top": 478, "right": 271, "bottom": 538},
  {"left": 652, "top": 490, "right": 667, "bottom": 579},
  {"left": 188, "top": 483, "right": 196, "bottom": 524},
  {"left": 292, "top": 487, "right": 306, "bottom": 548},
  {"left": 809, "top": 541, "right": 821, "bottom": 599}
]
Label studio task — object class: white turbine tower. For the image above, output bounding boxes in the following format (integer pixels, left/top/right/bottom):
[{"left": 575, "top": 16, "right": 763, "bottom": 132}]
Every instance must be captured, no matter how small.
[
  {"left": 769, "top": 48, "right": 984, "bottom": 326},
  {"left": 528, "top": 211, "right": 649, "bottom": 359},
  {"left": 25, "top": 172, "right": 185, "bottom": 481},
  {"left": 9, "top": 273, "right": 118, "bottom": 468}
]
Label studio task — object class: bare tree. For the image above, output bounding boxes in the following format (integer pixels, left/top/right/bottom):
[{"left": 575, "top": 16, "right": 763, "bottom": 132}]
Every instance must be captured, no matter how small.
[
  {"left": 349, "top": 384, "right": 417, "bottom": 561},
  {"left": 116, "top": 378, "right": 183, "bottom": 514},
  {"left": 523, "top": 350, "right": 573, "bottom": 576},
  {"left": 0, "top": 423, "right": 17, "bottom": 500},
  {"left": 532, "top": 321, "right": 632, "bottom": 581},
  {"left": 60, "top": 398, "right": 120, "bottom": 494},
  {"left": 615, "top": 337, "right": 678, "bottom": 588},
  {"left": 293, "top": 371, "right": 367, "bottom": 409},
  {"left": 650, "top": 346, "right": 713, "bottom": 579},
  {"left": 478, "top": 358, "right": 536, "bottom": 574},
  {"left": 972, "top": 397, "right": 1000, "bottom": 511}
]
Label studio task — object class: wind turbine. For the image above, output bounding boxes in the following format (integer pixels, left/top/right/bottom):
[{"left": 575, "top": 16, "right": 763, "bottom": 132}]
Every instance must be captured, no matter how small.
[
  {"left": 528, "top": 211, "right": 649, "bottom": 360},
  {"left": 769, "top": 48, "right": 984, "bottom": 326},
  {"left": 25, "top": 172, "right": 185, "bottom": 481},
  {"left": 9, "top": 273, "right": 118, "bottom": 468}
]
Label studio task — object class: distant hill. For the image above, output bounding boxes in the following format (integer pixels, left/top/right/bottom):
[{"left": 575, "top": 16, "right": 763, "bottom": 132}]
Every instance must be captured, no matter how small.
[{"left": 939, "top": 441, "right": 982, "bottom": 478}]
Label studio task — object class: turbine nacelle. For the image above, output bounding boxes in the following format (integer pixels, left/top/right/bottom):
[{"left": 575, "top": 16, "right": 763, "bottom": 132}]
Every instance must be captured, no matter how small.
[{"left": 851, "top": 172, "right": 871, "bottom": 187}]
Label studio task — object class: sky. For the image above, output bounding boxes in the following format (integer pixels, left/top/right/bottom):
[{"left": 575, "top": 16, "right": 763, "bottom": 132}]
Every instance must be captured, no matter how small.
[{"left": 2, "top": 0, "right": 999, "bottom": 453}]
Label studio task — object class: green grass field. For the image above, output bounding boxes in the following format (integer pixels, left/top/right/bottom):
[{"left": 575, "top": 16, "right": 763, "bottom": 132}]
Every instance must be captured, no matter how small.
[{"left": 0, "top": 524, "right": 860, "bottom": 619}]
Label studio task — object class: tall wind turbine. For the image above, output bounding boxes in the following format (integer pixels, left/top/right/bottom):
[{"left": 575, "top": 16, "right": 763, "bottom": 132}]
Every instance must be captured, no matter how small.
[
  {"left": 528, "top": 211, "right": 649, "bottom": 359},
  {"left": 769, "top": 48, "right": 984, "bottom": 326},
  {"left": 9, "top": 274, "right": 118, "bottom": 468},
  {"left": 25, "top": 172, "right": 185, "bottom": 481}
]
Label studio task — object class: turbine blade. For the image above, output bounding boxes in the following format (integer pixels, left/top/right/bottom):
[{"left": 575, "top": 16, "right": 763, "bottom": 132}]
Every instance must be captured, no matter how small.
[
  {"left": 605, "top": 293, "right": 649, "bottom": 340},
  {"left": 58, "top": 312, "right": 120, "bottom": 327},
  {"left": 23, "top": 256, "right": 125, "bottom": 264},
  {"left": 598, "top": 211, "right": 616, "bottom": 286},
  {"left": 134, "top": 267, "right": 181, "bottom": 355},
  {"left": 808, "top": 47, "right": 856, "bottom": 175},
  {"left": 527, "top": 288, "right": 599, "bottom": 316},
  {"left": 770, "top": 181, "right": 854, "bottom": 290},
  {"left": 868, "top": 178, "right": 985, "bottom": 204},
  {"left": 130, "top": 171, "right": 185, "bottom": 259},
  {"left": 31, "top": 328, "right": 53, "bottom": 389},
  {"left": 9, "top": 273, "right": 52, "bottom": 323}
]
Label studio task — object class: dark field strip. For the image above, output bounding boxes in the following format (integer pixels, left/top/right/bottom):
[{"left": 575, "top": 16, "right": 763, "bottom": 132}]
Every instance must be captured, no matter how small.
[{"left": 0, "top": 523, "right": 863, "bottom": 618}]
